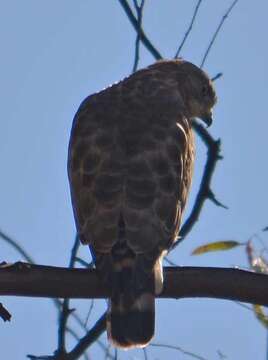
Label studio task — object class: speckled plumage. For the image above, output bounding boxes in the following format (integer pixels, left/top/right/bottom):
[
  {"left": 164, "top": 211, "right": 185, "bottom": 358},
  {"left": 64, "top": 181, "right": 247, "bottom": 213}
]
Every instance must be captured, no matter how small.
[{"left": 68, "top": 59, "right": 217, "bottom": 348}]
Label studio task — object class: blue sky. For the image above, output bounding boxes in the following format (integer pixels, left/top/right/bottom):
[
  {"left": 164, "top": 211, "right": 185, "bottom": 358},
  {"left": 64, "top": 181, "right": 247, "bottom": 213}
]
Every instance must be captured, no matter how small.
[{"left": 0, "top": 1, "right": 268, "bottom": 359}]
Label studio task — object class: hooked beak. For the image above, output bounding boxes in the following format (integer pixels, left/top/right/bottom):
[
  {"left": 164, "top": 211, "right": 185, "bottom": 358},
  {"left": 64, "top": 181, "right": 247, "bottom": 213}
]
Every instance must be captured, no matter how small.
[{"left": 200, "top": 111, "right": 213, "bottom": 127}]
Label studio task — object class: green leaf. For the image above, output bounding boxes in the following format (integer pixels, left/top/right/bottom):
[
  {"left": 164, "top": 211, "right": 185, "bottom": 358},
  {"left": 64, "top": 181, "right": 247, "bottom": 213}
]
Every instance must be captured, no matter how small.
[
  {"left": 192, "top": 240, "right": 242, "bottom": 255},
  {"left": 253, "top": 305, "right": 268, "bottom": 328}
]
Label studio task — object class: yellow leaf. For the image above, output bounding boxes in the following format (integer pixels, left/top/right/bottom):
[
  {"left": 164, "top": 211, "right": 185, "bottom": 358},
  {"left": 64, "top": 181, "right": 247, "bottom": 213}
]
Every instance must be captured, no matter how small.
[
  {"left": 246, "top": 241, "right": 268, "bottom": 274},
  {"left": 253, "top": 305, "right": 268, "bottom": 328},
  {"left": 251, "top": 256, "right": 268, "bottom": 274},
  {"left": 192, "top": 240, "right": 241, "bottom": 255}
]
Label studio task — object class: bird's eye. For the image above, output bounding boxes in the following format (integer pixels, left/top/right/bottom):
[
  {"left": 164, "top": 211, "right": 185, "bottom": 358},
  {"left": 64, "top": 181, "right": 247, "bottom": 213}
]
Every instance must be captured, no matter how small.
[{"left": 201, "top": 84, "right": 209, "bottom": 97}]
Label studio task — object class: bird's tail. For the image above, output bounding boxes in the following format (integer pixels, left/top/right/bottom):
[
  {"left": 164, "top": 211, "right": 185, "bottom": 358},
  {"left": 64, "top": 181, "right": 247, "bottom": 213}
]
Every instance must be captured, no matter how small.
[
  {"left": 105, "top": 214, "right": 165, "bottom": 349},
  {"left": 106, "top": 252, "right": 164, "bottom": 349}
]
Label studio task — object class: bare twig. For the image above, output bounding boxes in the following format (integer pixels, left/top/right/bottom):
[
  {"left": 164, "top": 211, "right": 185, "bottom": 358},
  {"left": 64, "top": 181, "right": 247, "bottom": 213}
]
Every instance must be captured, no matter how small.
[
  {"left": 200, "top": 0, "right": 239, "bottom": 68},
  {"left": 235, "top": 301, "right": 254, "bottom": 312},
  {"left": 164, "top": 257, "right": 177, "bottom": 266},
  {"left": 0, "top": 302, "right": 11, "bottom": 321},
  {"left": 28, "top": 314, "right": 106, "bottom": 360},
  {"left": 118, "top": 0, "right": 162, "bottom": 60},
  {"left": 66, "top": 327, "right": 81, "bottom": 343},
  {"left": 67, "top": 313, "right": 106, "bottom": 360},
  {"left": 217, "top": 350, "right": 227, "bottom": 359},
  {"left": 0, "top": 228, "right": 34, "bottom": 263},
  {"left": 84, "top": 300, "right": 95, "bottom": 327},
  {"left": 132, "top": 0, "right": 145, "bottom": 72},
  {"left": 150, "top": 342, "right": 206, "bottom": 360},
  {"left": 27, "top": 355, "right": 54, "bottom": 360},
  {"left": 74, "top": 257, "right": 93, "bottom": 268},
  {"left": 104, "top": 343, "right": 112, "bottom": 360},
  {"left": 174, "top": 0, "right": 203, "bottom": 58},
  {"left": 143, "top": 347, "right": 149, "bottom": 360},
  {"left": 58, "top": 235, "right": 80, "bottom": 353},
  {"left": 66, "top": 328, "right": 90, "bottom": 360},
  {"left": 212, "top": 72, "right": 223, "bottom": 81}
]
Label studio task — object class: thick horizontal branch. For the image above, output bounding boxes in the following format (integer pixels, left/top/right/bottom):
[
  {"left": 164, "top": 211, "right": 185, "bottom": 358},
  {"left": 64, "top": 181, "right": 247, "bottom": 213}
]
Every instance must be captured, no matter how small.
[{"left": 0, "top": 262, "right": 268, "bottom": 306}]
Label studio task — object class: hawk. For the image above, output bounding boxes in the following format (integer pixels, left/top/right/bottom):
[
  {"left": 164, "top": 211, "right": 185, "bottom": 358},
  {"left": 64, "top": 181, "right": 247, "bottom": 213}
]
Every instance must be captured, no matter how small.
[{"left": 67, "top": 59, "right": 217, "bottom": 348}]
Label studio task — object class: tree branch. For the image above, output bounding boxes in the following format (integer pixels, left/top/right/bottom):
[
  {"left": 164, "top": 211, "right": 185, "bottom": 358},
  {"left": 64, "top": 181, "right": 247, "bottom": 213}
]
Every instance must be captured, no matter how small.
[
  {"left": 67, "top": 313, "right": 106, "bottom": 360},
  {"left": 150, "top": 342, "right": 206, "bottom": 360},
  {"left": 1, "top": 262, "right": 268, "bottom": 306},
  {"left": 200, "top": 0, "right": 239, "bottom": 68},
  {"left": 57, "top": 235, "right": 80, "bottom": 354},
  {"left": 0, "top": 302, "right": 11, "bottom": 322},
  {"left": 132, "top": 0, "right": 146, "bottom": 73},
  {"left": 174, "top": 0, "right": 203, "bottom": 58},
  {"left": 0, "top": 229, "right": 34, "bottom": 263},
  {"left": 118, "top": 0, "right": 162, "bottom": 60}
]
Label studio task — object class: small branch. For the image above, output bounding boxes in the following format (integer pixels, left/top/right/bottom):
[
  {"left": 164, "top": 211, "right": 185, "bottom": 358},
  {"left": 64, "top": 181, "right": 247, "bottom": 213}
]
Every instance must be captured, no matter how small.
[
  {"left": 174, "top": 0, "right": 203, "bottom": 58},
  {"left": 0, "top": 228, "right": 34, "bottom": 263},
  {"left": 28, "top": 314, "right": 106, "bottom": 360},
  {"left": 66, "top": 327, "right": 90, "bottom": 360},
  {"left": 207, "top": 188, "right": 228, "bottom": 209},
  {"left": 27, "top": 356, "right": 53, "bottom": 360},
  {"left": 174, "top": 120, "right": 223, "bottom": 246},
  {"left": 84, "top": 299, "right": 95, "bottom": 328},
  {"left": 150, "top": 342, "right": 206, "bottom": 360},
  {"left": 118, "top": 0, "right": 162, "bottom": 60},
  {"left": 1, "top": 263, "right": 268, "bottom": 306},
  {"left": 104, "top": 343, "right": 112, "bottom": 360},
  {"left": 143, "top": 348, "right": 149, "bottom": 360},
  {"left": 211, "top": 72, "right": 223, "bottom": 82},
  {"left": 200, "top": 0, "right": 239, "bottom": 68},
  {"left": 164, "top": 257, "right": 177, "bottom": 266},
  {"left": 67, "top": 313, "right": 106, "bottom": 360},
  {"left": 74, "top": 257, "right": 93, "bottom": 268},
  {"left": 69, "top": 235, "right": 81, "bottom": 269},
  {"left": 0, "top": 302, "right": 11, "bottom": 321},
  {"left": 58, "top": 235, "right": 80, "bottom": 353},
  {"left": 132, "top": 0, "right": 145, "bottom": 73}
]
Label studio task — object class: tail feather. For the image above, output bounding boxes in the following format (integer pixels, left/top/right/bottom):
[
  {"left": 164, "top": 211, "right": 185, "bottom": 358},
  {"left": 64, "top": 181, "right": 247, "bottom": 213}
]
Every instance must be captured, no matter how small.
[
  {"left": 124, "top": 293, "right": 155, "bottom": 346},
  {"left": 107, "top": 266, "right": 155, "bottom": 349},
  {"left": 106, "top": 215, "right": 163, "bottom": 348}
]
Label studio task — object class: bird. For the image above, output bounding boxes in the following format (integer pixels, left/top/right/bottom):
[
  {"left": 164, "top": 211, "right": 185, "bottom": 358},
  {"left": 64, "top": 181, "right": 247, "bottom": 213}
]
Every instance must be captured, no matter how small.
[{"left": 67, "top": 59, "right": 217, "bottom": 349}]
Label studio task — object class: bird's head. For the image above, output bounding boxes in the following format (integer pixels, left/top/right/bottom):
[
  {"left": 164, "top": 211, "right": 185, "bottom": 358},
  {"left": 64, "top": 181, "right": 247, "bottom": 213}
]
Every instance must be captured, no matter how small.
[
  {"left": 147, "top": 59, "right": 217, "bottom": 127},
  {"left": 174, "top": 60, "right": 217, "bottom": 127}
]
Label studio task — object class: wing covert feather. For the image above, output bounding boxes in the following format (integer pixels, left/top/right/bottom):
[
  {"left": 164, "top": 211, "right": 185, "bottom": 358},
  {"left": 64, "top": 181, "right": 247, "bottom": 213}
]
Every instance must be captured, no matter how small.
[{"left": 68, "top": 79, "right": 194, "bottom": 254}]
